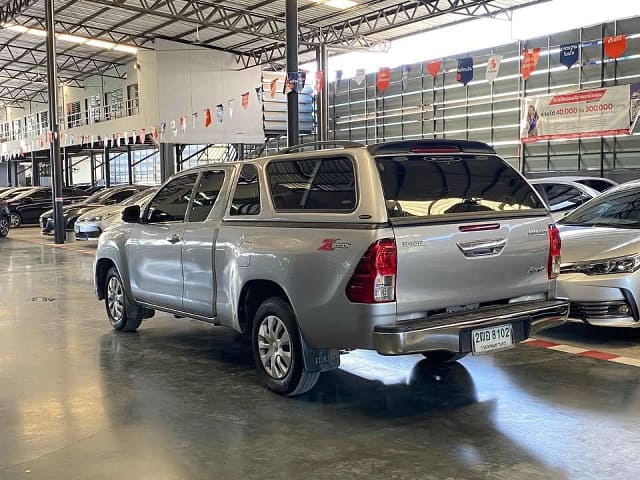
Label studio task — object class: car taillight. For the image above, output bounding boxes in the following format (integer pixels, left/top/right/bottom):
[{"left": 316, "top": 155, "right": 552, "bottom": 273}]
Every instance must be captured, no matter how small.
[
  {"left": 346, "top": 239, "right": 397, "bottom": 303},
  {"left": 548, "top": 225, "right": 561, "bottom": 279}
]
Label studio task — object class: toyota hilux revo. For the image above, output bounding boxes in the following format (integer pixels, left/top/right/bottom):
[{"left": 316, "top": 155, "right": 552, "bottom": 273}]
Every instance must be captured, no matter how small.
[{"left": 94, "top": 140, "right": 569, "bottom": 396}]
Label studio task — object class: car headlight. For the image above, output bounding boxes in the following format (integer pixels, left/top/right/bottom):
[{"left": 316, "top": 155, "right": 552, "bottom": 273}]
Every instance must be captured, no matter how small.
[
  {"left": 88, "top": 216, "right": 102, "bottom": 222},
  {"left": 572, "top": 255, "right": 640, "bottom": 275}
]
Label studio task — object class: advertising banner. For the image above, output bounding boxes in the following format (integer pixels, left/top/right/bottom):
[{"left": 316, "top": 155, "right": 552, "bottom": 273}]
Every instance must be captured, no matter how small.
[{"left": 521, "top": 84, "right": 639, "bottom": 143}]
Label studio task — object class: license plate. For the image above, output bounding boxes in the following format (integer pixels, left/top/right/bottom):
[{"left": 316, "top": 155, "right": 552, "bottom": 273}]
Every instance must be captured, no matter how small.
[{"left": 471, "top": 324, "right": 513, "bottom": 355}]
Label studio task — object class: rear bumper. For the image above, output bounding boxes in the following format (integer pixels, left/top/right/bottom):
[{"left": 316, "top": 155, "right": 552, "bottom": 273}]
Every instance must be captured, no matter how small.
[{"left": 373, "top": 299, "right": 569, "bottom": 355}]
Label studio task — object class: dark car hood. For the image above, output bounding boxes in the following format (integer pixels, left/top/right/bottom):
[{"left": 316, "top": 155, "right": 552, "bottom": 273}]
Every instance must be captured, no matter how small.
[{"left": 41, "top": 203, "right": 102, "bottom": 219}]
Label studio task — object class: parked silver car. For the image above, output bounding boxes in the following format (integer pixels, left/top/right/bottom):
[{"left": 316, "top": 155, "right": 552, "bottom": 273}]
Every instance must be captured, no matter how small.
[
  {"left": 529, "top": 176, "right": 617, "bottom": 220},
  {"left": 94, "top": 140, "right": 569, "bottom": 396},
  {"left": 75, "top": 188, "right": 157, "bottom": 240},
  {"left": 558, "top": 181, "right": 640, "bottom": 327}
]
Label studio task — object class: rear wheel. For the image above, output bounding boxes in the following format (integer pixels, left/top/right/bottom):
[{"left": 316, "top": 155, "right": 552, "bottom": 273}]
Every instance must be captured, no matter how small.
[
  {"left": 9, "top": 213, "right": 21, "bottom": 228},
  {"left": 104, "top": 267, "right": 143, "bottom": 332},
  {"left": 421, "top": 351, "right": 468, "bottom": 363},
  {"left": 0, "top": 215, "right": 9, "bottom": 237},
  {"left": 252, "top": 297, "right": 319, "bottom": 396}
]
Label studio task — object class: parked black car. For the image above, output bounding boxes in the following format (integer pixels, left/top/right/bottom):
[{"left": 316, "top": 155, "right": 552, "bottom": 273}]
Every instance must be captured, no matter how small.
[
  {"left": 0, "top": 200, "right": 9, "bottom": 237},
  {"left": 0, "top": 187, "right": 32, "bottom": 200},
  {"left": 40, "top": 185, "right": 150, "bottom": 234},
  {"left": 6, "top": 187, "right": 89, "bottom": 228}
]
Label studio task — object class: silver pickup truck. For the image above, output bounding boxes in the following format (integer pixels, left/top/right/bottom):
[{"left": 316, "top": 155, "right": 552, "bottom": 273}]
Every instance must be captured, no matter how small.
[{"left": 94, "top": 140, "right": 569, "bottom": 396}]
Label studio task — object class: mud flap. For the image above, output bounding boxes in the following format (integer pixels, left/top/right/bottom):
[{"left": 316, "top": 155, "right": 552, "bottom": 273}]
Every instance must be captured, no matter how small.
[{"left": 300, "top": 337, "right": 340, "bottom": 372}]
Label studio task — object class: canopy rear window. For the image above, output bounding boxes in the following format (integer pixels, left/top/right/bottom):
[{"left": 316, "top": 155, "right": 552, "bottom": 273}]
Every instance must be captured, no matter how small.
[{"left": 375, "top": 154, "right": 544, "bottom": 219}]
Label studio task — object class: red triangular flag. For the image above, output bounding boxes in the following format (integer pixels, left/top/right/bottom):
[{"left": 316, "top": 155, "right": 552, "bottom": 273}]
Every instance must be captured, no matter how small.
[
  {"left": 376, "top": 67, "right": 391, "bottom": 92},
  {"left": 521, "top": 48, "right": 541, "bottom": 80},
  {"left": 241, "top": 92, "right": 250, "bottom": 110},
  {"left": 140, "top": 128, "right": 146, "bottom": 143},
  {"left": 204, "top": 108, "right": 212, "bottom": 128},
  {"left": 315, "top": 71, "right": 324, "bottom": 92},
  {"left": 152, "top": 126, "right": 159, "bottom": 141},
  {"left": 270, "top": 78, "right": 277, "bottom": 98},
  {"left": 179, "top": 116, "right": 187, "bottom": 132},
  {"left": 47, "top": 131, "right": 53, "bottom": 144},
  {"left": 426, "top": 60, "right": 441, "bottom": 78},
  {"left": 604, "top": 35, "right": 627, "bottom": 59}
]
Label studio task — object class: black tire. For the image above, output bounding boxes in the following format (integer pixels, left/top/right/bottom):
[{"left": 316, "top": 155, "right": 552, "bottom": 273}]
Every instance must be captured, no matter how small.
[
  {"left": 0, "top": 215, "right": 9, "bottom": 237},
  {"left": 421, "top": 351, "right": 468, "bottom": 363},
  {"left": 104, "top": 267, "right": 143, "bottom": 332},
  {"left": 9, "top": 212, "right": 21, "bottom": 228},
  {"left": 252, "top": 297, "right": 319, "bottom": 396}
]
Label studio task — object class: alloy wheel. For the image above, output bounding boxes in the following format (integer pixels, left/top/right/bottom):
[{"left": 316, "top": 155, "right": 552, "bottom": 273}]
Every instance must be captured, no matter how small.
[
  {"left": 257, "top": 315, "right": 292, "bottom": 379},
  {"left": 0, "top": 217, "right": 8, "bottom": 236},
  {"left": 9, "top": 214, "right": 20, "bottom": 228},
  {"left": 107, "top": 276, "right": 125, "bottom": 322}
]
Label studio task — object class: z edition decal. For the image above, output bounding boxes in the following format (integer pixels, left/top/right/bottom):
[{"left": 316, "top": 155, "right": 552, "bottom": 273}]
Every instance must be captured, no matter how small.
[{"left": 318, "top": 239, "right": 351, "bottom": 251}]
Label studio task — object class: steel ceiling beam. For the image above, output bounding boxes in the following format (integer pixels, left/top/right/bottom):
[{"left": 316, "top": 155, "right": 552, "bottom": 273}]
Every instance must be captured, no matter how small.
[
  {"left": 0, "top": 0, "right": 37, "bottom": 24},
  {"left": 237, "top": 0, "right": 544, "bottom": 67}
]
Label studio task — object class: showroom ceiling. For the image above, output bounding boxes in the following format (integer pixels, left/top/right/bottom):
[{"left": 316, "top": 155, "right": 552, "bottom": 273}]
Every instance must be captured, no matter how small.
[{"left": 0, "top": 0, "right": 547, "bottom": 106}]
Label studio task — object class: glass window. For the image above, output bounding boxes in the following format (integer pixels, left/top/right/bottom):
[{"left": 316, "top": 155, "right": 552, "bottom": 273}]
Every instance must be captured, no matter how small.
[
  {"left": 267, "top": 157, "right": 356, "bottom": 211},
  {"left": 562, "top": 187, "right": 640, "bottom": 228},
  {"left": 231, "top": 164, "right": 261, "bottom": 216},
  {"left": 376, "top": 155, "right": 544, "bottom": 218},
  {"left": 146, "top": 174, "right": 198, "bottom": 223},
  {"left": 189, "top": 170, "right": 226, "bottom": 222},
  {"left": 29, "top": 189, "right": 51, "bottom": 200},
  {"left": 542, "top": 184, "right": 589, "bottom": 212}
]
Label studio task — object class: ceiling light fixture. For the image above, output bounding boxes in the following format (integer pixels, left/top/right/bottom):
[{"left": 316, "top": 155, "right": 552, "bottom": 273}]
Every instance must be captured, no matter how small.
[
  {"left": 85, "top": 38, "right": 115, "bottom": 49},
  {"left": 2, "top": 23, "right": 138, "bottom": 55},
  {"left": 113, "top": 44, "right": 138, "bottom": 54},
  {"left": 324, "top": 0, "right": 357, "bottom": 9},
  {"left": 57, "top": 33, "right": 86, "bottom": 43}
]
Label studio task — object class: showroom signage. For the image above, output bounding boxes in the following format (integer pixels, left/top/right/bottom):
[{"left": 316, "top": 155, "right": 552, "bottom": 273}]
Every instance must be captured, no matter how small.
[
  {"left": 604, "top": 35, "right": 627, "bottom": 59},
  {"left": 521, "top": 48, "right": 541, "bottom": 80},
  {"left": 560, "top": 43, "right": 579, "bottom": 69},
  {"left": 456, "top": 57, "right": 473, "bottom": 86},
  {"left": 426, "top": 59, "right": 441, "bottom": 78},
  {"left": 376, "top": 67, "right": 391, "bottom": 92},
  {"left": 521, "top": 84, "right": 640, "bottom": 143},
  {"left": 485, "top": 54, "right": 502, "bottom": 82}
]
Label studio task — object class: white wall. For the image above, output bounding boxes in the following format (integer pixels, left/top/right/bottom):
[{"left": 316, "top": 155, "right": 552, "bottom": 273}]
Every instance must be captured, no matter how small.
[{"left": 155, "top": 39, "right": 264, "bottom": 144}]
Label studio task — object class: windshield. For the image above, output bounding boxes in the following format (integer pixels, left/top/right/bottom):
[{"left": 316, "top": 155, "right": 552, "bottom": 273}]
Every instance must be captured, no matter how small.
[
  {"left": 575, "top": 179, "right": 616, "bottom": 193},
  {"left": 84, "top": 188, "right": 117, "bottom": 204},
  {"left": 0, "top": 188, "right": 24, "bottom": 199},
  {"left": 376, "top": 154, "right": 544, "bottom": 218},
  {"left": 561, "top": 186, "right": 640, "bottom": 228},
  {"left": 11, "top": 188, "right": 46, "bottom": 201},
  {"left": 121, "top": 188, "right": 154, "bottom": 206}
]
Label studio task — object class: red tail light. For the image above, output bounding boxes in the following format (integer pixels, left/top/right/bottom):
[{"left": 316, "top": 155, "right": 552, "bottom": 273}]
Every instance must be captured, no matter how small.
[
  {"left": 346, "top": 239, "right": 397, "bottom": 303},
  {"left": 548, "top": 225, "right": 561, "bottom": 279}
]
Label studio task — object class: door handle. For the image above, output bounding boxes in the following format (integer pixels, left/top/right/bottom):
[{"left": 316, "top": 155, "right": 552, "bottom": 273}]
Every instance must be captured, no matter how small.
[{"left": 166, "top": 234, "right": 181, "bottom": 244}]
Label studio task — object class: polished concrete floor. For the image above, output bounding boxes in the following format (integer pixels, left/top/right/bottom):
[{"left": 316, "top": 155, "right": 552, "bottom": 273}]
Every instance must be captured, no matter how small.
[{"left": 1, "top": 228, "right": 640, "bottom": 479}]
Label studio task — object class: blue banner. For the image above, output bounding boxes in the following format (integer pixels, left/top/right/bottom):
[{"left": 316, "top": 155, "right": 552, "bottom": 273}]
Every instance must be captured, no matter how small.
[
  {"left": 456, "top": 57, "right": 473, "bottom": 86},
  {"left": 560, "top": 43, "right": 579, "bottom": 69}
]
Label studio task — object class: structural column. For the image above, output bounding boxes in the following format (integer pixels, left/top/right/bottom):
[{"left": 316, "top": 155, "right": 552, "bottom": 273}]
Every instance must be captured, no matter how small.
[
  {"left": 31, "top": 152, "right": 39, "bottom": 186},
  {"left": 127, "top": 145, "right": 133, "bottom": 184},
  {"left": 316, "top": 43, "right": 329, "bottom": 142},
  {"left": 285, "top": 0, "right": 299, "bottom": 146},
  {"left": 103, "top": 144, "right": 111, "bottom": 187},
  {"left": 45, "top": 0, "right": 65, "bottom": 244},
  {"left": 159, "top": 143, "right": 175, "bottom": 181}
]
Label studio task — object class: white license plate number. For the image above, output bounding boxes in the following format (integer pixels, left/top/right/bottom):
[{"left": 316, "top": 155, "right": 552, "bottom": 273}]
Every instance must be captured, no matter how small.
[{"left": 471, "top": 324, "right": 513, "bottom": 355}]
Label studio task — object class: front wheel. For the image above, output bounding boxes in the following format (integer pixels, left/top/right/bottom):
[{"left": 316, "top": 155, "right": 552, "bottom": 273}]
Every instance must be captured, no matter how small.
[
  {"left": 252, "top": 297, "right": 319, "bottom": 396},
  {"left": 9, "top": 213, "right": 21, "bottom": 228},
  {"left": 421, "top": 351, "right": 468, "bottom": 363},
  {"left": 104, "top": 267, "right": 143, "bottom": 332},
  {"left": 0, "top": 215, "right": 9, "bottom": 237}
]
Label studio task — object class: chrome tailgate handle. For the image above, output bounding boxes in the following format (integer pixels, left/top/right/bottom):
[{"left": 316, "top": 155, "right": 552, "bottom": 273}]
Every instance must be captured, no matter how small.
[{"left": 457, "top": 238, "right": 507, "bottom": 257}]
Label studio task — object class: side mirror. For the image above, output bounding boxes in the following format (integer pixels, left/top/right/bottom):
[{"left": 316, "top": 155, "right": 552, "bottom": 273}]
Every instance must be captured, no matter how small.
[{"left": 122, "top": 205, "right": 141, "bottom": 223}]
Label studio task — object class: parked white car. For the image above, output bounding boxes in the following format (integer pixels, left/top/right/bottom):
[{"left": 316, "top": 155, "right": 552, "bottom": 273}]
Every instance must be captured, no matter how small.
[
  {"left": 75, "top": 188, "right": 156, "bottom": 240},
  {"left": 529, "top": 176, "right": 617, "bottom": 220}
]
